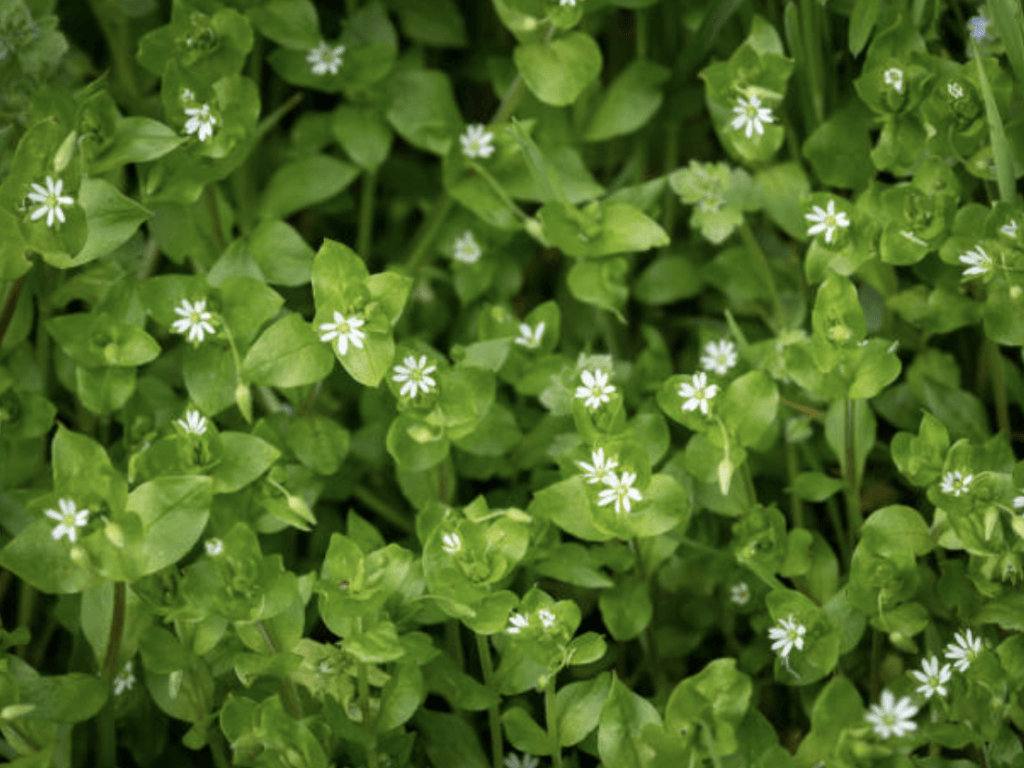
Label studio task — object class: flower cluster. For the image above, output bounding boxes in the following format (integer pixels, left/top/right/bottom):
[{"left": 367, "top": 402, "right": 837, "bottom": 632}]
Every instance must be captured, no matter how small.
[{"left": 577, "top": 449, "right": 643, "bottom": 514}]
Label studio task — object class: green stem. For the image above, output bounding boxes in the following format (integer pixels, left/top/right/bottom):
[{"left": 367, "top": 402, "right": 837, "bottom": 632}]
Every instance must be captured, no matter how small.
[
  {"left": 636, "top": 8, "right": 648, "bottom": 59},
  {"left": 256, "top": 620, "right": 303, "bottom": 719},
  {"left": 254, "top": 92, "right": 304, "bottom": 144},
  {"left": 986, "top": 339, "right": 1011, "bottom": 438},
  {"left": 206, "top": 184, "right": 227, "bottom": 254},
  {"left": 797, "top": 441, "right": 850, "bottom": 567},
  {"left": 786, "top": 442, "right": 805, "bottom": 530},
  {"left": 98, "top": 581, "right": 126, "bottom": 768},
  {"left": 869, "top": 627, "right": 882, "bottom": 703},
  {"left": 844, "top": 399, "right": 863, "bottom": 550},
  {"left": 741, "top": 462, "right": 758, "bottom": 508},
  {"left": 738, "top": 221, "right": 782, "bottom": 328},
  {"left": 209, "top": 728, "right": 232, "bottom": 768},
  {"left": 700, "top": 720, "right": 723, "bottom": 768},
  {"left": 545, "top": 675, "right": 562, "bottom": 768},
  {"left": 357, "top": 620, "right": 379, "bottom": 768},
  {"left": 476, "top": 634, "right": 503, "bottom": 768},
  {"left": 0, "top": 272, "right": 28, "bottom": 352},
  {"left": 799, "top": 0, "right": 825, "bottom": 128},
  {"left": 353, "top": 485, "right": 413, "bottom": 534},
  {"left": 357, "top": 170, "right": 378, "bottom": 261},
  {"left": 630, "top": 539, "right": 667, "bottom": 698},
  {"left": 15, "top": 581, "right": 36, "bottom": 660},
  {"left": 404, "top": 194, "right": 454, "bottom": 271}
]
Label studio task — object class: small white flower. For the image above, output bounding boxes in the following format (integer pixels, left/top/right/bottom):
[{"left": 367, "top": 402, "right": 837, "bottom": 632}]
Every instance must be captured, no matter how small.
[
  {"left": 959, "top": 245, "right": 993, "bottom": 277},
  {"left": 319, "top": 311, "right": 366, "bottom": 356},
  {"left": 538, "top": 609, "right": 556, "bottom": 629},
  {"left": 171, "top": 298, "right": 216, "bottom": 344},
  {"left": 306, "top": 41, "right": 345, "bottom": 75},
  {"left": 26, "top": 176, "right": 74, "bottom": 228},
  {"left": 453, "top": 231, "right": 482, "bottom": 264},
  {"left": 514, "top": 321, "right": 545, "bottom": 349},
  {"left": 176, "top": 408, "right": 207, "bottom": 436},
  {"left": 969, "top": 15, "right": 991, "bottom": 41},
  {"left": 1013, "top": 492, "right": 1024, "bottom": 510},
  {"left": 805, "top": 199, "right": 851, "bottom": 244},
  {"left": 730, "top": 582, "right": 750, "bottom": 605},
  {"left": 948, "top": 81, "right": 965, "bottom": 99},
  {"left": 678, "top": 372, "right": 718, "bottom": 415},
  {"left": 940, "top": 470, "right": 973, "bottom": 497},
  {"left": 911, "top": 655, "right": 952, "bottom": 699},
  {"left": 183, "top": 103, "right": 217, "bottom": 142},
  {"left": 768, "top": 615, "right": 806, "bottom": 659},
  {"left": 460, "top": 124, "right": 495, "bottom": 159},
  {"left": 866, "top": 690, "right": 919, "bottom": 739},
  {"left": 507, "top": 612, "right": 530, "bottom": 635},
  {"left": 730, "top": 94, "right": 774, "bottom": 139},
  {"left": 577, "top": 447, "right": 619, "bottom": 485},
  {"left": 113, "top": 661, "right": 135, "bottom": 696},
  {"left": 944, "top": 628, "right": 983, "bottom": 672},
  {"left": 318, "top": 661, "right": 333, "bottom": 674},
  {"left": 205, "top": 538, "right": 224, "bottom": 556},
  {"left": 1001, "top": 220, "right": 1018, "bottom": 238},
  {"left": 44, "top": 498, "right": 90, "bottom": 543},
  {"left": 392, "top": 355, "right": 438, "bottom": 398},
  {"left": 884, "top": 67, "right": 904, "bottom": 93},
  {"left": 575, "top": 369, "right": 615, "bottom": 410},
  {"left": 700, "top": 339, "right": 738, "bottom": 375},
  {"left": 559, "top": 0, "right": 577, "bottom": 5},
  {"left": 180, "top": 87, "right": 195, "bottom": 104},
  {"left": 504, "top": 754, "right": 540, "bottom": 768},
  {"left": 597, "top": 471, "right": 643, "bottom": 514},
  {"left": 441, "top": 532, "right": 462, "bottom": 555}
]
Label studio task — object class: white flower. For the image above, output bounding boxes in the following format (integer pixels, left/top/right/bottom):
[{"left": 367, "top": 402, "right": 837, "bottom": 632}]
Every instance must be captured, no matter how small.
[
  {"left": 504, "top": 754, "right": 540, "bottom": 768},
  {"left": 577, "top": 447, "right": 618, "bottom": 485},
  {"left": 319, "top": 311, "right": 366, "bottom": 356},
  {"left": 940, "top": 470, "right": 973, "bottom": 497},
  {"left": 969, "top": 15, "right": 991, "bottom": 41},
  {"left": 866, "top": 690, "right": 919, "bottom": 739},
  {"left": 1001, "top": 220, "right": 1018, "bottom": 238},
  {"left": 597, "top": 471, "right": 643, "bottom": 514},
  {"left": 514, "top": 321, "right": 545, "bottom": 349},
  {"left": 1013, "top": 492, "right": 1024, "bottom": 510},
  {"left": 180, "top": 87, "right": 195, "bottom": 104},
  {"left": 306, "top": 41, "right": 345, "bottom": 75},
  {"left": 44, "top": 498, "right": 90, "bottom": 543},
  {"left": 205, "top": 538, "right": 224, "bottom": 556},
  {"left": 947, "top": 81, "right": 965, "bottom": 99},
  {"left": 507, "top": 612, "right": 529, "bottom": 635},
  {"left": 910, "top": 655, "right": 952, "bottom": 699},
  {"left": 26, "top": 176, "right": 74, "bottom": 228},
  {"left": 318, "top": 661, "right": 333, "bottom": 674},
  {"left": 730, "top": 94, "right": 774, "bottom": 139},
  {"left": 959, "top": 246, "right": 993, "bottom": 277},
  {"left": 441, "top": 532, "right": 462, "bottom": 555},
  {"left": 453, "top": 231, "right": 482, "bottom": 264},
  {"left": 392, "top": 355, "right": 437, "bottom": 398},
  {"left": 730, "top": 582, "right": 750, "bottom": 605},
  {"left": 700, "top": 339, "right": 738, "bottom": 375},
  {"left": 884, "top": 67, "right": 904, "bottom": 93},
  {"left": 538, "top": 609, "right": 556, "bottom": 628},
  {"left": 575, "top": 369, "right": 615, "bottom": 410},
  {"left": 460, "top": 124, "right": 495, "bottom": 159},
  {"left": 678, "top": 372, "right": 718, "bottom": 415},
  {"left": 183, "top": 103, "right": 217, "bottom": 142},
  {"left": 944, "top": 628, "right": 983, "bottom": 672},
  {"left": 176, "top": 408, "right": 207, "bottom": 436},
  {"left": 171, "top": 298, "right": 216, "bottom": 344},
  {"left": 768, "top": 615, "right": 806, "bottom": 659},
  {"left": 113, "top": 661, "right": 135, "bottom": 696},
  {"left": 559, "top": 0, "right": 577, "bottom": 5},
  {"left": 805, "top": 199, "right": 851, "bottom": 244}
]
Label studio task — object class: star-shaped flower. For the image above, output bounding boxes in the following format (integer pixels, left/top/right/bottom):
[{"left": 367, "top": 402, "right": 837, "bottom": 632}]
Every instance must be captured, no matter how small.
[
  {"left": 506, "top": 612, "right": 529, "bottom": 635},
  {"left": 560, "top": 0, "right": 578, "bottom": 5},
  {"left": 575, "top": 369, "right": 615, "bottom": 410},
  {"left": 183, "top": 103, "right": 217, "bottom": 142},
  {"left": 944, "top": 628, "right": 983, "bottom": 672},
  {"left": 678, "top": 372, "right": 718, "bottom": 415},
  {"left": 514, "top": 321, "right": 545, "bottom": 349},
  {"left": 969, "top": 15, "right": 992, "bottom": 41},
  {"left": 730, "top": 582, "right": 750, "bottom": 605},
  {"left": 959, "top": 246, "right": 993, "bottom": 278},
  {"left": 866, "top": 690, "right": 919, "bottom": 739},
  {"left": 504, "top": 754, "right": 540, "bottom": 768},
  {"left": 453, "top": 231, "right": 482, "bottom": 264},
  {"left": 1001, "top": 220, "right": 1019, "bottom": 238},
  {"left": 306, "top": 41, "right": 345, "bottom": 75},
  {"left": 205, "top": 538, "right": 224, "bottom": 556},
  {"left": 940, "top": 470, "right": 973, "bottom": 497},
  {"left": 768, "top": 615, "right": 806, "bottom": 659},
  {"left": 730, "top": 94, "right": 774, "bottom": 139},
  {"left": 805, "top": 199, "right": 851, "bottom": 244},
  {"left": 319, "top": 311, "right": 366, "bottom": 356},
  {"left": 947, "top": 81, "right": 965, "bottom": 99},
  {"left": 538, "top": 609, "right": 556, "bottom": 629},
  {"left": 441, "top": 532, "right": 462, "bottom": 555},
  {"left": 700, "top": 339, "right": 738, "bottom": 375},
  {"left": 597, "top": 471, "right": 643, "bottom": 514},
  {"left": 176, "top": 408, "right": 207, "bottom": 436},
  {"left": 113, "top": 661, "right": 136, "bottom": 696},
  {"left": 44, "top": 498, "right": 90, "bottom": 543},
  {"left": 171, "top": 299, "right": 216, "bottom": 344},
  {"left": 577, "top": 447, "right": 618, "bottom": 485},
  {"left": 392, "top": 355, "right": 437, "bottom": 398},
  {"left": 460, "top": 124, "right": 495, "bottom": 159},
  {"left": 910, "top": 655, "right": 952, "bottom": 699},
  {"left": 26, "top": 176, "right": 74, "bottom": 228},
  {"left": 1013, "top": 491, "right": 1024, "bottom": 510},
  {"left": 884, "top": 67, "right": 904, "bottom": 93}
]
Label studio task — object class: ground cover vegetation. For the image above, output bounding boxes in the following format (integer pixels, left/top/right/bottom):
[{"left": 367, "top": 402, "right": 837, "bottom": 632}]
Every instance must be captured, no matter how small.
[{"left": 1, "top": 0, "right": 1024, "bottom": 765}]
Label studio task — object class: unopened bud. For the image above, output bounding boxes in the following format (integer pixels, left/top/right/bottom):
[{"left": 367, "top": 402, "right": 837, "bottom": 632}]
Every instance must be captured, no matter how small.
[
  {"left": 235, "top": 382, "right": 252, "bottom": 423},
  {"left": 54, "top": 130, "right": 78, "bottom": 172}
]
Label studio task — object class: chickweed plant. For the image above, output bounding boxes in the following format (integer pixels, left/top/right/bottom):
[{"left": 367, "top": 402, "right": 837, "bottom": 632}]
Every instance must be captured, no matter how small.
[{"left": 2, "top": 0, "right": 1024, "bottom": 766}]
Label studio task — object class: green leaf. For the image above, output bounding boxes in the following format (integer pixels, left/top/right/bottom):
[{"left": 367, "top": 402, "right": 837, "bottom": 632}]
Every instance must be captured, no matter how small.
[
  {"left": 13, "top": 665, "right": 108, "bottom": 723},
  {"left": 514, "top": 32, "right": 603, "bottom": 107},
  {"left": 345, "top": 621, "right": 405, "bottom": 663},
  {"left": 718, "top": 370, "right": 779, "bottom": 449},
  {"left": 376, "top": 662, "right": 426, "bottom": 732},
  {"left": 242, "top": 313, "right": 335, "bottom": 388},
  {"left": 246, "top": 0, "right": 321, "bottom": 49},
  {"left": 791, "top": 472, "right": 846, "bottom": 502},
  {"left": 210, "top": 432, "right": 281, "bottom": 494},
  {"left": 598, "top": 676, "right": 661, "bottom": 768},
  {"left": 502, "top": 707, "right": 551, "bottom": 756},
  {"left": 599, "top": 574, "right": 652, "bottom": 641},
  {"left": 665, "top": 658, "right": 752, "bottom": 756},
  {"left": 567, "top": 258, "right": 629, "bottom": 320},
  {"left": 802, "top": 101, "right": 874, "bottom": 189},
  {"left": 528, "top": 476, "right": 614, "bottom": 542},
  {"left": 633, "top": 253, "right": 702, "bottom": 305},
  {"left": 247, "top": 220, "right": 314, "bottom": 287},
  {"left": 286, "top": 415, "right": 350, "bottom": 476},
  {"left": 583, "top": 60, "right": 671, "bottom": 142},
  {"left": 123, "top": 475, "right": 212, "bottom": 578},
  {"left": 258, "top": 155, "right": 361, "bottom": 220},
  {"left": 89, "top": 117, "right": 186, "bottom": 174},
  {"left": 848, "top": 0, "right": 882, "bottom": 56},
  {"left": 795, "top": 676, "right": 864, "bottom": 766},
  {"left": 557, "top": 672, "right": 612, "bottom": 747},
  {"left": 390, "top": 0, "right": 468, "bottom": 47},
  {"left": 46, "top": 312, "right": 160, "bottom": 368},
  {"left": 331, "top": 104, "right": 394, "bottom": 171},
  {"left": 540, "top": 201, "right": 669, "bottom": 258},
  {"left": 385, "top": 69, "right": 463, "bottom": 156}
]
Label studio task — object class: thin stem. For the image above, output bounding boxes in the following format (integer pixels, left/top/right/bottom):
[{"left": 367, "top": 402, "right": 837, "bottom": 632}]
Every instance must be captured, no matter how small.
[
  {"left": 0, "top": 273, "right": 28, "bottom": 352},
  {"left": 254, "top": 92, "right": 304, "bottom": 144},
  {"left": 545, "top": 674, "right": 562, "bottom": 768},
  {"left": 738, "top": 221, "right": 782, "bottom": 328},
  {"left": 986, "top": 340, "right": 1011, "bottom": 438},
  {"left": 869, "top": 627, "right": 882, "bottom": 702},
  {"left": 780, "top": 397, "right": 822, "bottom": 420},
  {"left": 844, "top": 399, "right": 863, "bottom": 550},
  {"left": 256, "top": 620, "right": 303, "bottom": 719},
  {"left": 209, "top": 729, "right": 232, "bottom": 768},
  {"left": 797, "top": 441, "right": 850, "bottom": 567},
  {"left": 15, "top": 581, "right": 35, "bottom": 660},
  {"left": 404, "top": 194, "right": 454, "bottom": 271},
  {"left": 786, "top": 442, "right": 805, "bottom": 530},
  {"left": 636, "top": 8, "right": 648, "bottom": 59},
  {"left": 357, "top": 619, "right": 379, "bottom": 768},
  {"left": 358, "top": 170, "right": 378, "bottom": 261},
  {"left": 799, "top": 0, "right": 825, "bottom": 128},
  {"left": 629, "top": 539, "right": 667, "bottom": 698},
  {"left": 206, "top": 185, "right": 227, "bottom": 254},
  {"left": 98, "top": 581, "right": 126, "bottom": 768},
  {"left": 476, "top": 634, "right": 503, "bottom": 768},
  {"left": 742, "top": 462, "right": 758, "bottom": 508},
  {"left": 700, "top": 720, "right": 723, "bottom": 768},
  {"left": 353, "top": 485, "right": 413, "bottom": 534}
]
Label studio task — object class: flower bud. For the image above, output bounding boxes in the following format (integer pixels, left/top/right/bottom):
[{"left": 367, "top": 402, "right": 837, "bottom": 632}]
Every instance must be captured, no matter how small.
[
  {"left": 53, "top": 129, "right": 78, "bottom": 172},
  {"left": 235, "top": 382, "right": 252, "bottom": 423}
]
